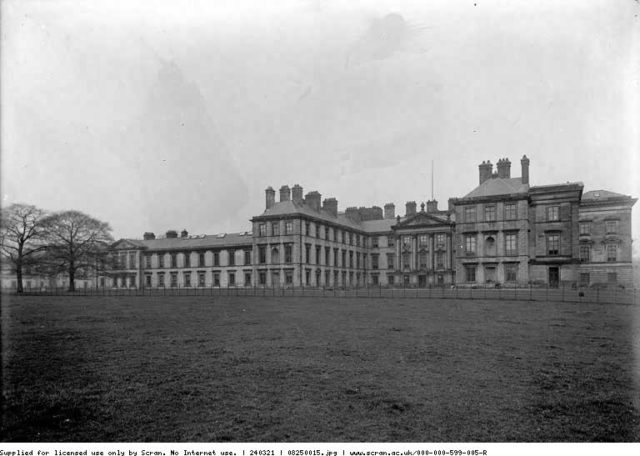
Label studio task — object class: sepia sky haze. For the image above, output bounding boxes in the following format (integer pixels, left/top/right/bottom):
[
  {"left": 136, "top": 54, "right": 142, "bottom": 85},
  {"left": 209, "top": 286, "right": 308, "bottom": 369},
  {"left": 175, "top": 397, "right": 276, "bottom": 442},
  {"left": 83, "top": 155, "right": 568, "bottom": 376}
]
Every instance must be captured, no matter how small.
[{"left": 2, "top": 0, "right": 638, "bottom": 247}]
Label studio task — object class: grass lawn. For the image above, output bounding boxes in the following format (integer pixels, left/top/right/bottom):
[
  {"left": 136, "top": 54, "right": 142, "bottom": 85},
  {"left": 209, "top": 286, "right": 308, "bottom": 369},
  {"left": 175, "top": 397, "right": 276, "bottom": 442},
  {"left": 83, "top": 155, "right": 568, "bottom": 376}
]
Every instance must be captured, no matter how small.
[{"left": 1, "top": 296, "right": 639, "bottom": 442}]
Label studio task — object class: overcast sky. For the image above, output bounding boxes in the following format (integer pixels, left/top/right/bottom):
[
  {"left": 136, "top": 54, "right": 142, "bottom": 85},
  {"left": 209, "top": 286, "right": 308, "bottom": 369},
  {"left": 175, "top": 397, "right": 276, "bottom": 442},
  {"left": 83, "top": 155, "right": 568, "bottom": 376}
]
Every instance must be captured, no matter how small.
[{"left": 2, "top": 0, "right": 638, "bottom": 246}]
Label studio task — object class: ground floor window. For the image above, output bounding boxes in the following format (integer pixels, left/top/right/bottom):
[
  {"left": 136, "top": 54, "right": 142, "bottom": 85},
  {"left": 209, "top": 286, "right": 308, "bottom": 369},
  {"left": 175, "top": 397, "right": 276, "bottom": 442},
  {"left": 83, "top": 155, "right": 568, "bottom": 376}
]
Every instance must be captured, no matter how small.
[
  {"left": 158, "top": 273, "right": 165, "bottom": 287},
  {"left": 285, "top": 270, "right": 293, "bottom": 285},
  {"left": 170, "top": 272, "right": 178, "bottom": 287},
  {"left": 184, "top": 272, "right": 191, "bottom": 287},
  {"left": 403, "top": 275, "right": 410, "bottom": 286},
  {"left": 305, "top": 269, "right": 311, "bottom": 285},
  {"left": 608, "top": 272, "right": 617, "bottom": 283},
  {"left": 259, "top": 271, "right": 266, "bottom": 285},
  {"left": 504, "top": 264, "right": 518, "bottom": 282},
  {"left": 607, "top": 244, "right": 617, "bottom": 262},
  {"left": 244, "top": 272, "right": 251, "bottom": 286},
  {"left": 213, "top": 272, "right": 220, "bottom": 287},
  {"left": 271, "top": 271, "right": 279, "bottom": 286},
  {"left": 388, "top": 274, "right": 395, "bottom": 285},
  {"left": 372, "top": 274, "right": 379, "bottom": 285},
  {"left": 325, "top": 270, "right": 330, "bottom": 285},
  {"left": 198, "top": 272, "right": 205, "bottom": 287},
  {"left": 228, "top": 271, "right": 235, "bottom": 286},
  {"left": 145, "top": 274, "right": 152, "bottom": 287},
  {"left": 465, "top": 265, "right": 476, "bottom": 282}
]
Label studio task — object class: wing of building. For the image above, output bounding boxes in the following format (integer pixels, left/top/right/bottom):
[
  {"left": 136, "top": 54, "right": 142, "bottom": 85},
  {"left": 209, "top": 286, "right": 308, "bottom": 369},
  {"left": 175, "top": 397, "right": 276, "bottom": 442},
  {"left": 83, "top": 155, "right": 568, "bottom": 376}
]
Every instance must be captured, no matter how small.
[{"left": 102, "top": 156, "right": 636, "bottom": 290}]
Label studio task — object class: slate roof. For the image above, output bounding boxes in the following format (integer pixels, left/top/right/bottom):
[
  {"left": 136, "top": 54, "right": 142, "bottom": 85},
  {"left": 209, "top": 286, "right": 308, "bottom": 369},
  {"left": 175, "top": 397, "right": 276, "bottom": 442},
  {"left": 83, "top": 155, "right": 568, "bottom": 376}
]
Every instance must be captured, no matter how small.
[
  {"left": 115, "top": 232, "right": 253, "bottom": 251},
  {"left": 582, "top": 189, "right": 628, "bottom": 200},
  {"left": 462, "top": 177, "right": 529, "bottom": 199}
]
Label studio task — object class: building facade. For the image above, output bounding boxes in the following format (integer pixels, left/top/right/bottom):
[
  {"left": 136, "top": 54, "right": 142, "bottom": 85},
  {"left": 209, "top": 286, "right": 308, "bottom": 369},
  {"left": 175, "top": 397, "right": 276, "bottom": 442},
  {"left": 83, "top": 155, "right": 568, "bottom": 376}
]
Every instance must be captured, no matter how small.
[{"left": 103, "top": 156, "right": 635, "bottom": 290}]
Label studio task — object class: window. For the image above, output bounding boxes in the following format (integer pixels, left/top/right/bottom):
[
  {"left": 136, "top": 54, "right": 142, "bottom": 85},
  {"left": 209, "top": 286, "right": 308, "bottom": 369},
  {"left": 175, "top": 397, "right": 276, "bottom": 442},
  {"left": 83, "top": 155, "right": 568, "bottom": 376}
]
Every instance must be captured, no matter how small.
[
  {"left": 419, "top": 252, "right": 428, "bottom": 269},
  {"left": 158, "top": 273, "right": 165, "bottom": 287},
  {"left": 341, "top": 231, "right": 345, "bottom": 244},
  {"left": 505, "top": 233, "right": 518, "bottom": 256},
  {"left": 272, "top": 222, "right": 280, "bottom": 236},
  {"left": 244, "top": 250, "right": 251, "bottom": 265},
  {"left": 608, "top": 272, "right": 617, "bottom": 283},
  {"left": 170, "top": 253, "right": 177, "bottom": 268},
  {"left": 325, "top": 247, "right": 330, "bottom": 266},
  {"left": 285, "top": 244, "right": 293, "bottom": 263},
  {"left": 325, "top": 270, "right": 330, "bottom": 285},
  {"left": 356, "top": 252, "right": 361, "bottom": 269},
  {"left": 228, "top": 272, "right": 235, "bottom": 286},
  {"left": 228, "top": 251, "right": 235, "bottom": 266},
  {"left": 349, "top": 233, "right": 353, "bottom": 245},
  {"left": 372, "top": 236, "right": 379, "bottom": 248},
  {"left": 259, "top": 271, "right": 266, "bottom": 285},
  {"left": 305, "top": 269, "right": 311, "bottom": 285},
  {"left": 258, "top": 246, "right": 266, "bottom": 264},
  {"left": 349, "top": 251, "right": 354, "bottom": 268},
  {"left": 259, "top": 224, "right": 266, "bottom": 237},
  {"left": 579, "top": 273, "right": 589, "bottom": 287},
  {"left": 484, "top": 205, "right": 496, "bottom": 222},
  {"left": 316, "top": 224, "right": 321, "bottom": 239},
  {"left": 305, "top": 244, "right": 311, "bottom": 264},
  {"left": 435, "top": 234, "right": 445, "bottom": 247},
  {"left": 505, "top": 264, "right": 518, "bottom": 282},
  {"left": 547, "top": 234, "right": 560, "bottom": 255},
  {"left": 129, "top": 253, "right": 136, "bottom": 268},
  {"left": 356, "top": 235, "right": 361, "bottom": 247},
  {"left": 465, "top": 265, "right": 476, "bottom": 282},
  {"left": 271, "top": 247, "right": 279, "bottom": 264},
  {"left": 605, "top": 220, "right": 618, "bottom": 234},
  {"left": 372, "top": 254, "right": 379, "bottom": 269},
  {"left": 341, "top": 249, "right": 346, "bottom": 267},
  {"left": 388, "top": 237, "right": 395, "bottom": 247},
  {"left": 199, "top": 252, "right": 205, "bottom": 267},
  {"left": 579, "top": 245, "right": 590, "bottom": 262},
  {"left": 388, "top": 274, "right": 395, "bottom": 285},
  {"left": 402, "top": 236, "right": 411, "bottom": 249},
  {"left": 213, "top": 252, "right": 220, "bottom": 266},
  {"left": 285, "top": 221, "right": 293, "bottom": 235},
  {"left": 198, "top": 272, "right": 205, "bottom": 287},
  {"left": 579, "top": 223, "right": 590, "bottom": 235},
  {"left": 334, "top": 248, "right": 339, "bottom": 267},
  {"left": 244, "top": 272, "right": 251, "bottom": 286},
  {"left": 465, "top": 206, "right": 476, "bottom": 222},
  {"left": 547, "top": 206, "right": 559, "bottom": 221},
  {"left": 145, "top": 255, "right": 152, "bottom": 269},
  {"left": 607, "top": 244, "right": 617, "bottom": 262},
  {"left": 465, "top": 235, "right": 477, "bottom": 254},
  {"left": 435, "top": 252, "right": 444, "bottom": 269},
  {"left": 372, "top": 274, "right": 379, "bottom": 285},
  {"left": 170, "top": 272, "right": 178, "bottom": 287},
  {"left": 402, "top": 252, "right": 411, "bottom": 269},
  {"left": 213, "top": 272, "right": 221, "bottom": 287},
  {"left": 184, "top": 272, "right": 191, "bottom": 287},
  {"left": 504, "top": 203, "right": 517, "bottom": 220},
  {"left": 419, "top": 234, "right": 428, "bottom": 248},
  {"left": 316, "top": 246, "right": 321, "bottom": 265},
  {"left": 285, "top": 270, "right": 293, "bottom": 285},
  {"left": 305, "top": 222, "right": 310, "bottom": 236},
  {"left": 325, "top": 227, "right": 329, "bottom": 239},
  {"left": 145, "top": 274, "right": 152, "bottom": 287},
  {"left": 387, "top": 253, "right": 394, "bottom": 270},
  {"left": 184, "top": 253, "right": 190, "bottom": 268}
]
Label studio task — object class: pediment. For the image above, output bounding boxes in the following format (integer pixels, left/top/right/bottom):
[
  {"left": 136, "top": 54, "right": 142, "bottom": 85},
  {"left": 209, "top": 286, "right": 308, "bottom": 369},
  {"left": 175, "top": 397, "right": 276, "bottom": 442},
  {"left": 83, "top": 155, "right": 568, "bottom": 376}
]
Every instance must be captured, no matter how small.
[{"left": 396, "top": 212, "right": 450, "bottom": 228}]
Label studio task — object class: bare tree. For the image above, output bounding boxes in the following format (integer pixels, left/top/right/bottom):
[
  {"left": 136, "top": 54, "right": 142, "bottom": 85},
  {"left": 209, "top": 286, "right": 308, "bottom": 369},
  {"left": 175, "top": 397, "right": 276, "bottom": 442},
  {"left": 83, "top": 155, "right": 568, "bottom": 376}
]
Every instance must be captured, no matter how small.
[
  {"left": 0, "top": 204, "right": 48, "bottom": 293},
  {"left": 41, "top": 210, "right": 114, "bottom": 291}
]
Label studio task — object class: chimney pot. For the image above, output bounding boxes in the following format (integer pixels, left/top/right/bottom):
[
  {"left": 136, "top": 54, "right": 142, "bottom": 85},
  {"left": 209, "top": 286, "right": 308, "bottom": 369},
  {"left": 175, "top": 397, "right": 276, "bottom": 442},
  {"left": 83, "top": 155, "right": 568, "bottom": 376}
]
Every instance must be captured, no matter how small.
[
  {"left": 143, "top": 232, "right": 156, "bottom": 240},
  {"left": 405, "top": 201, "right": 417, "bottom": 217},
  {"left": 166, "top": 230, "right": 178, "bottom": 239},
  {"left": 384, "top": 203, "right": 395, "bottom": 219},
  {"left": 323, "top": 198, "right": 338, "bottom": 217},
  {"left": 521, "top": 155, "right": 530, "bottom": 184},
  {"left": 265, "top": 186, "right": 276, "bottom": 210},
  {"left": 279, "top": 185, "right": 291, "bottom": 202},
  {"left": 291, "top": 184, "right": 303, "bottom": 204}
]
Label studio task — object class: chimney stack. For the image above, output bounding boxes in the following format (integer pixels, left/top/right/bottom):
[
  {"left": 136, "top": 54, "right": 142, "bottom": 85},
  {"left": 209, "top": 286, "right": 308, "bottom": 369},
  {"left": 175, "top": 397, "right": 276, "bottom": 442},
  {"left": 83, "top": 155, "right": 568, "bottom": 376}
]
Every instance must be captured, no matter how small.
[
  {"left": 265, "top": 186, "right": 275, "bottom": 210},
  {"left": 305, "top": 191, "right": 322, "bottom": 211},
  {"left": 479, "top": 160, "right": 493, "bottom": 184},
  {"left": 384, "top": 203, "right": 395, "bottom": 219},
  {"left": 521, "top": 155, "right": 530, "bottom": 184},
  {"left": 497, "top": 158, "right": 511, "bottom": 178},
  {"left": 345, "top": 207, "right": 361, "bottom": 222},
  {"left": 180, "top": 229, "right": 188, "bottom": 238},
  {"left": 166, "top": 230, "right": 178, "bottom": 239},
  {"left": 323, "top": 198, "right": 338, "bottom": 217},
  {"left": 143, "top": 232, "right": 156, "bottom": 240},
  {"left": 279, "top": 185, "right": 291, "bottom": 202},
  {"left": 292, "top": 184, "right": 303, "bottom": 204},
  {"left": 426, "top": 200, "right": 438, "bottom": 213},
  {"left": 405, "top": 201, "right": 417, "bottom": 217}
]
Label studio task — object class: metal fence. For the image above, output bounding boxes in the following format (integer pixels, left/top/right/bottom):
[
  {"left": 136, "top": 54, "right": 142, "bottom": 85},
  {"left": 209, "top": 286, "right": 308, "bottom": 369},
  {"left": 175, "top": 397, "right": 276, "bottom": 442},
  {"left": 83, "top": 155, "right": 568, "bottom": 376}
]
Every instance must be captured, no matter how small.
[{"left": 3, "top": 283, "right": 639, "bottom": 305}]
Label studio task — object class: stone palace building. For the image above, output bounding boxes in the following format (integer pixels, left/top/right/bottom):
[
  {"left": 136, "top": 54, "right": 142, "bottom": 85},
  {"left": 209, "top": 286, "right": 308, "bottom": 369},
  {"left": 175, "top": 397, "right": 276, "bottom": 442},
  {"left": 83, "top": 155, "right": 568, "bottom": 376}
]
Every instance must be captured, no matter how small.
[{"left": 108, "top": 156, "right": 636, "bottom": 289}]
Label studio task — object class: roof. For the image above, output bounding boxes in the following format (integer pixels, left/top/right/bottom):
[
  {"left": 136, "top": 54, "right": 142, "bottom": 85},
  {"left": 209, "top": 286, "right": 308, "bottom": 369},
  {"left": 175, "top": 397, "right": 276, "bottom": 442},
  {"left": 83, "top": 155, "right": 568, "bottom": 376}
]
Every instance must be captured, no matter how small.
[
  {"left": 582, "top": 189, "right": 628, "bottom": 200},
  {"left": 115, "top": 232, "right": 253, "bottom": 251},
  {"left": 255, "top": 200, "right": 392, "bottom": 232},
  {"left": 463, "top": 177, "right": 529, "bottom": 199}
]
